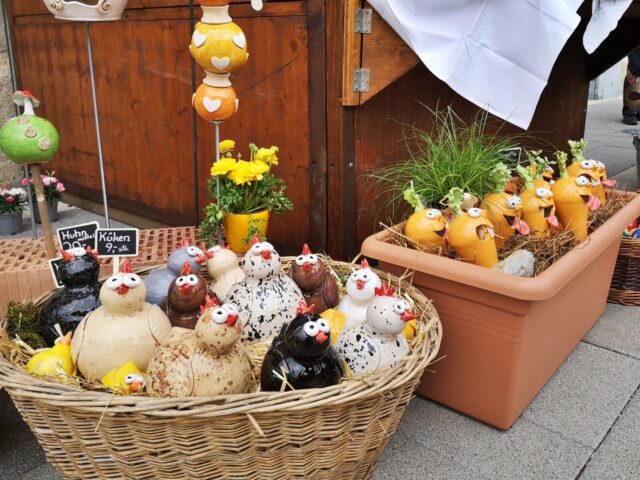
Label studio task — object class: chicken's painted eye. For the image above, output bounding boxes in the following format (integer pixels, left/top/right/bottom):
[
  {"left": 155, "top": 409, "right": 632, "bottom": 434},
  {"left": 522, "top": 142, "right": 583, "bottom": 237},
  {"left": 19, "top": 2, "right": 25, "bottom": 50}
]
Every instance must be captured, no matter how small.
[
  {"left": 303, "top": 321, "right": 319, "bottom": 337},
  {"left": 186, "top": 275, "right": 198, "bottom": 286},
  {"left": 212, "top": 309, "right": 227, "bottom": 324},
  {"left": 123, "top": 274, "right": 141, "bottom": 288},
  {"left": 393, "top": 301, "right": 407, "bottom": 315},
  {"left": 307, "top": 254, "right": 318, "bottom": 264},
  {"left": 295, "top": 255, "right": 305, "bottom": 266},
  {"left": 580, "top": 160, "right": 594, "bottom": 169},
  {"left": 425, "top": 209, "right": 441, "bottom": 220},
  {"left": 250, "top": 243, "right": 263, "bottom": 255},
  {"left": 186, "top": 246, "right": 198, "bottom": 256},
  {"left": 506, "top": 196, "right": 522, "bottom": 209},
  {"left": 467, "top": 208, "right": 482, "bottom": 218},
  {"left": 535, "top": 188, "right": 551, "bottom": 198},
  {"left": 360, "top": 273, "right": 370, "bottom": 282},
  {"left": 576, "top": 176, "right": 590, "bottom": 187},
  {"left": 176, "top": 276, "right": 187, "bottom": 287},
  {"left": 317, "top": 319, "right": 330, "bottom": 334},
  {"left": 124, "top": 374, "right": 136, "bottom": 385},
  {"left": 106, "top": 275, "right": 123, "bottom": 289}
]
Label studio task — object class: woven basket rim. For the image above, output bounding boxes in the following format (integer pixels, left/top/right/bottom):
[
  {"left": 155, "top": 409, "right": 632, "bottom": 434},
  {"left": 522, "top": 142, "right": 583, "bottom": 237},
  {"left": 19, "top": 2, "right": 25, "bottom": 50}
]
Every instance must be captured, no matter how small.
[{"left": 0, "top": 257, "right": 442, "bottom": 417}]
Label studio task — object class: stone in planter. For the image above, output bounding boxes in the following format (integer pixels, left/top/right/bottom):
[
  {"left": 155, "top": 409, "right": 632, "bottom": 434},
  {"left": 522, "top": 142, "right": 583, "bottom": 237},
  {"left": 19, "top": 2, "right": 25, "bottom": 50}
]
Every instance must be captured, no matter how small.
[
  {"left": 33, "top": 199, "right": 58, "bottom": 223},
  {"left": 361, "top": 191, "right": 640, "bottom": 429},
  {"left": 491, "top": 250, "right": 535, "bottom": 277},
  {"left": 0, "top": 212, "right": 23, "bottom": 235}
]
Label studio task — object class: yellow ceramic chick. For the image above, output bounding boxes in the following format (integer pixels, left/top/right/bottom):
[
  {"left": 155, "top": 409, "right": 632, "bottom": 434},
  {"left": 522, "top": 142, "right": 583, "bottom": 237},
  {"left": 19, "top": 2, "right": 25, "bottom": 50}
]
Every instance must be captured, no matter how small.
[
  {"left": 26, "top": 331, "right": 75, "bottom": 377},
  {"left": 101, "top": 361, "right": 146, "bottom": 394}
]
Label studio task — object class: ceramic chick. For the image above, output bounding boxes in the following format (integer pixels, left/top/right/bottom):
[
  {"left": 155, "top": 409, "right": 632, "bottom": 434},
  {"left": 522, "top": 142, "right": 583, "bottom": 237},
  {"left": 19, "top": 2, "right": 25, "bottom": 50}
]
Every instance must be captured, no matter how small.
[
  {"left": 336, "top": 258, "right": 382, "bottom": 330},
  {"left": 71, "top": 260, "right": 173, "bottom": 380},
  {"left": 26, "top": 331, "right": 75, "bottom": 377},
  {"left": 224, "top": 234, "right": 304, "bottom": 342},
  {"left": 160, "top": 261, "right": 209, "bottom": 329},
  {"left": 336, "top": 285, "right": 417, "bottom": 376},
  {"left": 147, "top": 296, "right": 252, "bottom": 397},
  {"left": 143, "top": 241, "right": 213, "bottom": 305},
  {"left": 260, "top": 302, "right": 343, "bottom": 391},
  {"left": 39, "top": 247, "right": 101, "bottom": 346},
  {"left": 206, "top": 244, "right": 245, "bottom": 300},
  {"left": 291, "top": 244, "right": 339, "bottom": 314},
  {"left": 100, "top": 360, "right": 146, "bottom": 394},
  {"left": 402, "top": 182, "right": 449, "bottom": 251},
  {"left": 516, "top": 166, "right": 559, "bottom": 239}
]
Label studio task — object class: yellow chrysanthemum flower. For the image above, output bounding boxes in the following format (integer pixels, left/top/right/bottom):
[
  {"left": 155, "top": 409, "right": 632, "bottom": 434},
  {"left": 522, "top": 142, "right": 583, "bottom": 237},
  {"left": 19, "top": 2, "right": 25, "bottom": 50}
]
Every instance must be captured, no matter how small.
[
  {"left": 219, "top": 139, "right": 235, "bottom": 154},
  {"left": 255, "top": 146, "right": 279, "bottom": 166},
  {"left": 210, "top": 157, "right": 236, "bottom": 177}
]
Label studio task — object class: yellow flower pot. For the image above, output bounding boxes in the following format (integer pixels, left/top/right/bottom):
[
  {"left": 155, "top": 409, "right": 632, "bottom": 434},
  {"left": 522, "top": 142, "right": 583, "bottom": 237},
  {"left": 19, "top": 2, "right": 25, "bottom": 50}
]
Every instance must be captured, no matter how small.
[{"left": 223, "top": 210, "right": 269, "bottom": 253}]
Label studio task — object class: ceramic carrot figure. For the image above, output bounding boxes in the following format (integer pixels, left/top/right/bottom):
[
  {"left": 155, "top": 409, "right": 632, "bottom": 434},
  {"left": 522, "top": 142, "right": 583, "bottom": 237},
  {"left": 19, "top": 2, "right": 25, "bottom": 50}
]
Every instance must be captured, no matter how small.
[
  {"left": 566, "top": 139, "right": 598, "bottom": 181},
  {"left": 483, "top": 163, "right": 530, "bottom": 248},
  {"left": 516, "top": 165, "right": 559, "bottom": 239},
  {"left": 446, "top": 188, "right": 498, "bottom": 267},
  {"left": 591, "top": 160, "right": 616, "bottom": 205},
  {"left": 403, "top": 182, "right": 448, "bottom": 251},
  {"left": 551, "top": 151, "right": 601, "bottom": 242},
  {"left": 526, "top": 149, "right": 555, "bottom": 188}
]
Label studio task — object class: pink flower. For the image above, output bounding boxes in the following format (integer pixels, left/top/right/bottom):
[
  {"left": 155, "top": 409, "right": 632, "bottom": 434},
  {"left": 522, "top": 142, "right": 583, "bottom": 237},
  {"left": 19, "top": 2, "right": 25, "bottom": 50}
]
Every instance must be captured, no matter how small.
[
  {"left": 6, "top": 196, "right": 14, "bottom": 203},
  {"left": 42, "top": 176, "right": 51, "bottom": 186},
  {"left": 56, "top": 183, "right": 65, "bottom": 192},
  {"left": 21, "top": 178, "right": 27, "bottom": 186}
]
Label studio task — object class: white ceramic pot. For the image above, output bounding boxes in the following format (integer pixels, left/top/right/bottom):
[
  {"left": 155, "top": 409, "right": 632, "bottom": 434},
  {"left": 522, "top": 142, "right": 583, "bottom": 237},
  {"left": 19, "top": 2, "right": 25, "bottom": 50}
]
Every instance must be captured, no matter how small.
[{"left": 43, "top": 0, "right": 129, "bottom": 22}]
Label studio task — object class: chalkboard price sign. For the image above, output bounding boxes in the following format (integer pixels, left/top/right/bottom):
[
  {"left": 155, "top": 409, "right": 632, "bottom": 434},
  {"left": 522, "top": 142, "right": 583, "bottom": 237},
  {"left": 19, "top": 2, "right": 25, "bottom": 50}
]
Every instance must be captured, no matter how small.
[
  {"left": 96, "top": 228, "right": 139, "bottom": 257},
  {"left": 57, "top": 222, "right": 99, "bottom": 251},
  {"left": 501, "top": 147, "right": 522, "bottom": 167},
  {"left": 48, "top": 258, "right": 65, "bottom": 289}
]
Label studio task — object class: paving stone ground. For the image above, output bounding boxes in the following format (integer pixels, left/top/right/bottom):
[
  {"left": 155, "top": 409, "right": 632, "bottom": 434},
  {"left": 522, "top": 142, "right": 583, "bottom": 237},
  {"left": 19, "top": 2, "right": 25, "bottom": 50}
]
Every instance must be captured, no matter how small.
[{"left": 2, "top": 98, "right": 640, "bottom": 479}]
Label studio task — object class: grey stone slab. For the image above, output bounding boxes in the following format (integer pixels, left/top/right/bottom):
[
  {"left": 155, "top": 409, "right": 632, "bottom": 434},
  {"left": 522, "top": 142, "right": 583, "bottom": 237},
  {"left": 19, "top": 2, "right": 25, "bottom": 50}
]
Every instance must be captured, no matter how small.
[
  {"left": 580, "top": 388, "right": 640, "bottom": 480},
  {"left": 374, "top": 429, "right": 489, "bottom": 480},
  {"left": 20, "top": 463, "right": 61, "bottom": 480},
  {"left": 585, "top": 304, "right": 640, "bottom": 359},
  {"left": 611, "top": 165, "right": 639, "bottom": 191},
  {"left": 397, "top": 398, "right": 592, "bottom": 480},
  {"left": 522, "top": 342, "right": 640, "bottom": 448}
]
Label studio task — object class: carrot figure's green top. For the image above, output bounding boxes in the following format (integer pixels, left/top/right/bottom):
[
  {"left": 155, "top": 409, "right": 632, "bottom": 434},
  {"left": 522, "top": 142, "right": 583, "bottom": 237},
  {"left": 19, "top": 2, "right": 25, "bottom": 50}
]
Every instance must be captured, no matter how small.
[
  {"left": 403, "top": 181, "right": 424, "bottom": 212},
  {"left": 516, "top": 165, "right": 534, "bottom": 190},
  {"left": 488, "top": 162, "right": 511, "bottom": 194},
  {"left": 526, "top": 149, "right": 554, "bottom": 179},
  {"left": 443, "top": 187, "right": 465, "bottom": 218},
  {"left": 555, "top": 151, "right": 569, "bottom": 179},
  {"left": 568, "top": 139, "right": 587, "bottom": 164}
]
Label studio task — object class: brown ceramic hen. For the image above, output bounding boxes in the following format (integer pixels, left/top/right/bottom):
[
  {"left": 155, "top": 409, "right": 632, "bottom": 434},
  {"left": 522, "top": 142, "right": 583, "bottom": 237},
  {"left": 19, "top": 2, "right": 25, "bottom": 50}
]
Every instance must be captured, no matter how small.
[
  {"left": 291, "top": 244, "right": 339, "bottom": 314},
  {"left": 161, "top": 261, "right": 208, "bottom": 329}
]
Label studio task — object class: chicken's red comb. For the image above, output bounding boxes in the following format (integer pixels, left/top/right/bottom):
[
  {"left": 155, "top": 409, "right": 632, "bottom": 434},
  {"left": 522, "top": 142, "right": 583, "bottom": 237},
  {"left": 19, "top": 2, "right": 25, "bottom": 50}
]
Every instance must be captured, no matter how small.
[
  {"left": 200, "top": 295, "right": 220, "bottom": 314},
  {"left": 177, "top": 240, "right": 190, "bottom": 248},
  {"left": 374, "top": 284, "right": 395, "bottom": 297},
  {"left": 301, "top": 243, "right": 312, "bottom": 255},
  {"left": 60, "top": 249, "right": 75, "bottom": 262},
  {"left": 180, "top": 261, "right": 192, "bottom": 276},
  {"left": 85, "top": 246, "right": 99, "bottom": 259},
  {"left": 296, "top": 301, "right": 315, "bottom": 315},
  {"left": 250, "top": 232, "right": 262, "bottom": 246},
  {"left": 360, "top": 258, "right": 371, "bottom": 270},
  {"left": 121, "top": 259, "right": 134, "bottom": 273}
]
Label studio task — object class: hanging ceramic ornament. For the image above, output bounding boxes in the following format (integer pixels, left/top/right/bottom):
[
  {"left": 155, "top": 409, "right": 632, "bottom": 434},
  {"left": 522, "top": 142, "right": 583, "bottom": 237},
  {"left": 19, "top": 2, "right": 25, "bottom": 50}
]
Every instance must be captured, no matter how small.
[
  {"left": 336, "top": 285, "right": 416, "bottom": 376},
  {"left": 147, "top": 296, "right": 253, "bottom": 397},
  {"left": 336, "top": 258, "right": 382, "bottom": 330},
  {"left": 402, "top": 182, "right": 449, "bottom": 251},
  {"left": 71, "top": 260, "right": 173, "bottom": 380},
  {"left": 206, "top": 244, "right": 245, "bottom": 300},
  {"left": 516, "top": 166, "right": 559, "bottom": 239},
  {"left": 39, "top": 247, "right": 101, "bottom": 346},
  {"left": 291, "top": 244, "right": 339, "bottom": 314},
  {"left": 224, "top": 234, "right": 304, "bottom": 342},
  {"left": 192, "top": 73, "right": 239, "bottom": 122}
]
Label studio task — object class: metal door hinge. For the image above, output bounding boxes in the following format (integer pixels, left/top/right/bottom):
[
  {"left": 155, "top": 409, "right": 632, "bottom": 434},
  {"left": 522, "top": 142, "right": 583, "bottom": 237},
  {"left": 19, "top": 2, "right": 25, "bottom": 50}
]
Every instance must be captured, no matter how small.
[
  {"left": 353, "top": 68, "right": 370, "bottom": 92},
  {"left": 355, "top": 8, "right": 372, "bottom": 34}
]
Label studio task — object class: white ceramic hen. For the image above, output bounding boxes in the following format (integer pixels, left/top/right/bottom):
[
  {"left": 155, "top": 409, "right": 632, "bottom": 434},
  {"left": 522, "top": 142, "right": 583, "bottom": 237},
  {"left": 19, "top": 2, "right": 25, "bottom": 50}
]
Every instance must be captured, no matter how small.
[
  {"left": 336, "top": 258, "right": 382, "bottom": 330},
  {"left": 207, "top": 244, "right": 245, "bottom": 300}
]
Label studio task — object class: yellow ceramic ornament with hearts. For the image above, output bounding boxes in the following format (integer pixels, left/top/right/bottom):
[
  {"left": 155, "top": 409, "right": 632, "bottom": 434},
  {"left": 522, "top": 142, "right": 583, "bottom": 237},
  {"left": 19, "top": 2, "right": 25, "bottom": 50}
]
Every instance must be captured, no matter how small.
[
  {"left": 190, "top": 21, "right": 248, "bottom": 74},
  {"left": 193, "top": 83, "right": 238, "bottom": 122}
]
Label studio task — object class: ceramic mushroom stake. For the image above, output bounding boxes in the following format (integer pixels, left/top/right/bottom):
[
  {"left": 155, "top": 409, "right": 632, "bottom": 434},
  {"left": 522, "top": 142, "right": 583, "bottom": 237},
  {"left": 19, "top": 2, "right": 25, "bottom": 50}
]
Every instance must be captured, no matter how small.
[
  {"left": 206, "top": 244, "right": 245, "bottom": 300},
  {"left": 336, "top": 258, "right": 382, "bottom": 330},
  {"left": 483, "top": 163, "right": 530, "bottom": 248},
  {"left": 147, "top": 295, "right": 252, "bottom": 397},
  {"left": 402, "top": 182, "right": 448, "bottom": 251},
  {"left": 551, "top": 151, "right": 601, "bottom": 242},
  {"left": 39, "top": 247, "right": 101, "bottom": 346},
  {"left": 445, "top": 188, "right": 498, "bottom": 267},
  {"left": 0, "top": 91, "right": 60, "bottom": 258},
  {"left": 71, "top": 260, "right": 173, "bottom": 380},
  {"left": 291, "top": 244, "right": 339, "bottom": 314},
  {"left": 260, "top": 302, "right": 343, "bottom": 391},
  {"left": 161, "top": 261, "right": 209, "bottom": 329},
  {"left": 516, "top": 166, "right": 559, "bottom": 239},
  {"left": 336, "top": 284, "right": 416, "bottom": 376}
]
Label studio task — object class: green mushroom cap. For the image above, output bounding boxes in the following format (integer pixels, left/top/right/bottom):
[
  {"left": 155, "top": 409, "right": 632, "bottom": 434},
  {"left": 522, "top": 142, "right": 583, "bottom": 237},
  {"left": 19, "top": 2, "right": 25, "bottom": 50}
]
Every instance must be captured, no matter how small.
[{"left": 0, "top": 114, "right": 59, "bottom": 165}]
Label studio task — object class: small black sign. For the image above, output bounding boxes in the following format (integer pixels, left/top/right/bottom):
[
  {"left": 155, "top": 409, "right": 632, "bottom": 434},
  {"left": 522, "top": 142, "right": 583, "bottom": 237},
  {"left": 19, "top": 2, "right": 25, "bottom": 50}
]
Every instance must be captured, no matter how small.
[
  {"left": 57, "top": 222, "right": 99, "bottom": 251},
  {"left": 48, "top": 258, "right": 65, "bottom": 289},
  {"left": 96, "top": 228, "right": 139, "bottom": 257},
  {"left": 501, "top": 147, "right": 522, "bottom": 167}
]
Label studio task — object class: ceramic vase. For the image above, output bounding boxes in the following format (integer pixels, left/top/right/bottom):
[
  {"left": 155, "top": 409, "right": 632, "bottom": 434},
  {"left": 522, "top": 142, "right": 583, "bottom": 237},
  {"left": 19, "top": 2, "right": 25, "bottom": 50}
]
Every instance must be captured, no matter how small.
[{"left": 223, "top": 210, "right": 269, "bottom": 253}]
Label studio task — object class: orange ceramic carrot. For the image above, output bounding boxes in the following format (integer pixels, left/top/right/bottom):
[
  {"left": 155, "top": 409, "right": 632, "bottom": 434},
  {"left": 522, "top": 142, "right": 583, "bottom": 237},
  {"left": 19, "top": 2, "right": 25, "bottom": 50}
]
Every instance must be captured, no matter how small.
[
  {"left": 516, "top": 165, "right": 559, "bottom": 239},
  {"left": 403, "top": 182, "right": 448, "bottom": 251},
  {"left": 591, "top": 160, "right": 616, "bottom": 204}
]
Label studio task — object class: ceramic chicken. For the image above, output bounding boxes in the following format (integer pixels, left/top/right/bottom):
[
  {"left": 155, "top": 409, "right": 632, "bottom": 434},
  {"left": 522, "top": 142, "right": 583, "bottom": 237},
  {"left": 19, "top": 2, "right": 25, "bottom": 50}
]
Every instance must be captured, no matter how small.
[
  {"left": 26, "top": 331, "right": 75, "bottom": 377},
  {"left": 336, "top": 285, "right": 417, "bottom": 376},
  {"left": 71, "top": 260, "right": 173, "bottom": 380},
  {"left": 291, "top": 244, "right": 339, "bottom": 314},
  {"left": 100, "top": 361, "right": 146, "bottom": 395},
  {"left": 516, "top": 166, "right": 559, "bottom": 239},
  {"left": 207, "top": 244, "right": 245, "bottom": 300},
  {"left": 260, "top": 302, "right": 343, "bottom": 391},
  {"left": 144, "top": 241, "right": 213, "bottom": 305},
  {"left": 147, "top": 296, "right": 252, "bottom": 397},
  {"left": 551, "top": 151, "right": 601, "bottom": 242},
  {"left": 224, "top": 234, "right": 304, "bottom": 342},
  {"left": 160, "top": 261, "right": 208, "bottom": 329},
  {"left": 336, "top": 258, "right": 382, "bottom": 330},
  {"left": 483, "top": 163, "right": 530, "bottom": 248},
  {"left": 591, "top": 160, "right": 616, "bottom": 204},
  {"left": 402, "top": 182, "right": 449, "bottom": 251},
  {"left": 39, "top": 247, "right": 101, "bottom": 346},
  {"left": 445, "top": 188, "right": 498, "bottom": 267}
]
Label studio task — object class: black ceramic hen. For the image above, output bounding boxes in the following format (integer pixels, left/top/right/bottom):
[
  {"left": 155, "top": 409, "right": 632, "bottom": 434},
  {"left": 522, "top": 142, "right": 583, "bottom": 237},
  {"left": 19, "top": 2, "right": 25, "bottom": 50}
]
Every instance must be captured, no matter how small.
[
  {"left": 260, "top": 302, "right": 343, "bottom": 391},
  {"left": 40, "top": 247, "right": 101, "bottom": 346}
]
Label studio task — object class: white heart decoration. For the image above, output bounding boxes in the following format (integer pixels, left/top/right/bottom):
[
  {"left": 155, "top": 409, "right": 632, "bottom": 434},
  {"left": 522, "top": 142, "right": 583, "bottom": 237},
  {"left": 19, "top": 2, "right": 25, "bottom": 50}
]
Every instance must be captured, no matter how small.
[
  {"left": 192, "top": 31, "right": 206, "bottom": 48},
  {"left": 211, "top": 56, "right": 231, "bottom": 70},
  {"left": 235, "top": 99, "right": 240, "bottom": 112},
  {"left": 203, "top": 97, "right": 221, "bottom": 113},
  {"left": 232, "top": 32, "right": 246, "bottom": 49},
  {"left": 251, "top": 0, "right": 263, "bottom": 11}
]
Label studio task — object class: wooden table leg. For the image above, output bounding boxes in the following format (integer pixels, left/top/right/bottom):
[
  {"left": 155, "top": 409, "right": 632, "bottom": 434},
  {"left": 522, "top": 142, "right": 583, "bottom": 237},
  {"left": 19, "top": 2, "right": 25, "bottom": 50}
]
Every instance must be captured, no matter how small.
[{"left": 30, "top": 164, "right": 56, "bottom": 258}]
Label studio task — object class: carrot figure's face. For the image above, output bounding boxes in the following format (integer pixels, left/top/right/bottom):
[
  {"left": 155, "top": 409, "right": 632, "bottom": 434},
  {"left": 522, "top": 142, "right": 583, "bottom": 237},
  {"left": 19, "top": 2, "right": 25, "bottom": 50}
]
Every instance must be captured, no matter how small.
[
  {"left": 551, "top": 175, "right": 601, "bottom": 242},
  {"left": 404, "top": 208, "right": 449, "bottom": 250},
  {"left": 484, "top": 193, "right": 530, "bottom": 248},
  {"left": 519, "top": 186, "right": 558, "bottom": 238},
  {"left": 448, "top": 208, "right": 498, "bottom": 267}
]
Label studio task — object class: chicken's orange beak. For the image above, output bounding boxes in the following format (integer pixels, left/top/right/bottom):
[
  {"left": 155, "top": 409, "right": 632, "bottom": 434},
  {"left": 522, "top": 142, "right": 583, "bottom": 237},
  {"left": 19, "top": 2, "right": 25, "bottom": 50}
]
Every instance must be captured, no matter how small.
[
  {"left": 401, "top": 311, "right": 418, "bottom": 322},
  {"left": 195, "top": 254, "right": 207, "bottom": 264},
  {"left": 356, "top": 279, "right": 365, "bottom": 290},
  {"left": 314, "top": 331, "right": 328, "bottom": 344},
  {"left": 225, "top": 314, "right": 239, "bottom": 327},
  {"left": 261, "top": 250, "right": 272, "bottom": 260},
  {"left": 116, "top": 285, "right": 130, "bottom": 295},
  {"left": 303, "top": 262, "right": 313, "bottom": 273},
  {"left": 128, "top": 382, "right": 143, "bottom": 393},
  {"left": 179, "top": 284, "right": 193, "bottom": 295}
]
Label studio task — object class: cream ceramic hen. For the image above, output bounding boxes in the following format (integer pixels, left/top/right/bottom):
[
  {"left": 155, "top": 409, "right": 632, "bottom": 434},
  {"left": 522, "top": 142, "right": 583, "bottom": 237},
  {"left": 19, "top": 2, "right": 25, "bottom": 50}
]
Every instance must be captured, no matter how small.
[
  {"left": 71, "top": 260, "right": 173, "bottom": 380},
  {"left": 207, "top": 244, "right": 245, "bottom": 300},
  {"left": 336, "top": 258, "right": 382, "bottom": 330}
]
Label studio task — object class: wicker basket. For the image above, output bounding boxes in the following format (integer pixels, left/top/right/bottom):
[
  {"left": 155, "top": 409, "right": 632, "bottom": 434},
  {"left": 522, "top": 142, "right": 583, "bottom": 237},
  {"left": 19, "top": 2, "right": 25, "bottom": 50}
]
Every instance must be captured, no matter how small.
[
  {"left": 0, "top": 259, "right": 442, "bottom": 480},
  {"left": 608, "top": 234, "right": 640, "bottom": 305}
]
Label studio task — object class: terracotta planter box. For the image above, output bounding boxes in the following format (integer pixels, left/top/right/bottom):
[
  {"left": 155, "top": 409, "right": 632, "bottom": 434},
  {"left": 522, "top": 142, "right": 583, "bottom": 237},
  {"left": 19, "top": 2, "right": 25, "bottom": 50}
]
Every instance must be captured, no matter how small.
[{"left": 361, "top": 191, "right": 640, "bottom": 429}]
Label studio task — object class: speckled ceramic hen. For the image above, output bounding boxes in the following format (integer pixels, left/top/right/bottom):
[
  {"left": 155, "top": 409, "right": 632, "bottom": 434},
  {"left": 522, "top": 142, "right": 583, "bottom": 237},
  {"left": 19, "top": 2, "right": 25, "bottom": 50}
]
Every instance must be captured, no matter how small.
[
  {"left": 336, "top": 284, "right": 416, "bottom": 376},
  {"left": 291, "top": 244, "right": 339, "bottom": 314},
  {"left": 160, "top": 261, "right": 209, "bottom": 329},
  {"left": 147, "top": 296, "right": 252, "bottom": 397},
  {"left": 224, "top": 234, "right": 304, "bottom": 342},
  {"left": 336, "top": 258, "right": 382, "bottom": 330},
  {"left": 261, "top": 302, "right": 343, "bottom": 391},
  {"left": 40, "top": 247, "right": 101, "bottom": 346}
]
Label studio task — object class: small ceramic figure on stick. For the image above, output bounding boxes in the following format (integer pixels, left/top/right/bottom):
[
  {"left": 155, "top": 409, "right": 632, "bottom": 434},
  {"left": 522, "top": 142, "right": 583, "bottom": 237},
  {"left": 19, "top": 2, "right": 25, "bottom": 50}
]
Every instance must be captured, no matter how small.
[
  {"left": 291, "top": 244, "right": 339, "bottom": 314},
  {"left": 206, "top": 244, "right": 245, "bottom": 300},
  {"left": 160, "top": 261, "right": 209, "bottom": 329}
]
